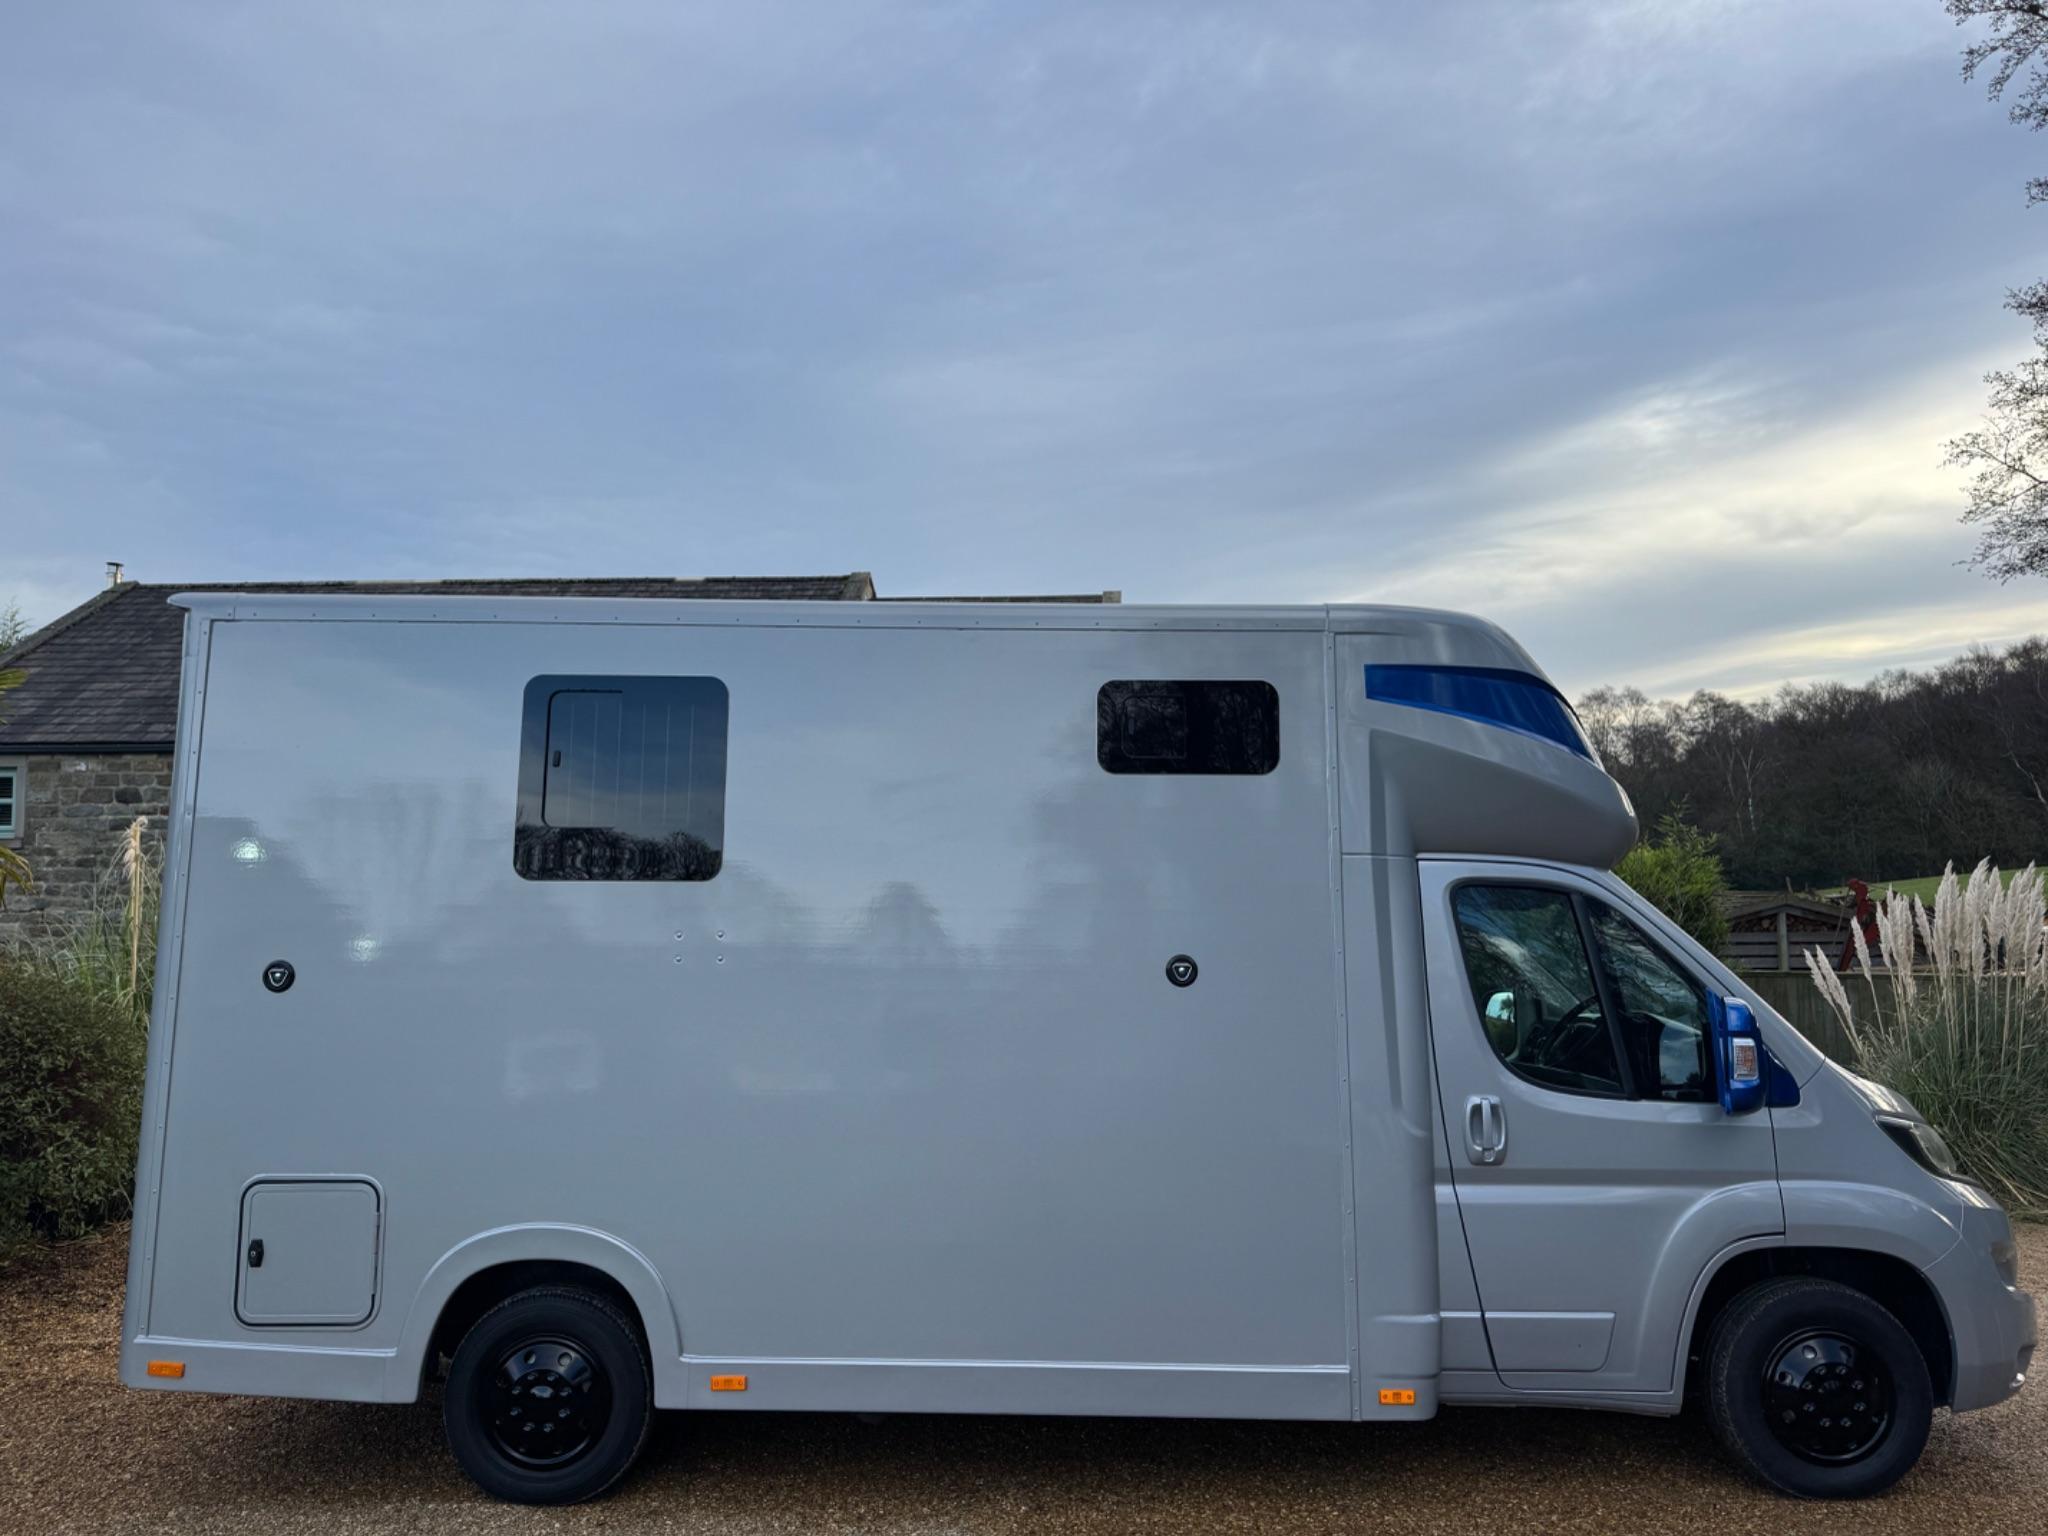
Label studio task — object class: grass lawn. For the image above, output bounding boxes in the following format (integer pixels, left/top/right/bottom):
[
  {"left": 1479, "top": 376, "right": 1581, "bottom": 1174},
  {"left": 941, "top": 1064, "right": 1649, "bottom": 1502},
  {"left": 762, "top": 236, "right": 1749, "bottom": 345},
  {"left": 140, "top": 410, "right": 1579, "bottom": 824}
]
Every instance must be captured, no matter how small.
[{"left": 1821, "top": 866, "right": 2029, "bottom": 904}]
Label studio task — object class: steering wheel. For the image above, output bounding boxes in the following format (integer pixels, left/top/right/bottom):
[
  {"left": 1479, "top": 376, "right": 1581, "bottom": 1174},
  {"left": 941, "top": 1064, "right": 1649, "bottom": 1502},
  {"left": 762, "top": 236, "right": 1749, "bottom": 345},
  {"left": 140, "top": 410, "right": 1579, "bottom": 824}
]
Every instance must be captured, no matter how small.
[
  {"left": 1524, "top": 993, "right": 1602, "bottom": 1064},
  {"left": 1556, "top": 994, "right": 1602, "bottom": 1030}
]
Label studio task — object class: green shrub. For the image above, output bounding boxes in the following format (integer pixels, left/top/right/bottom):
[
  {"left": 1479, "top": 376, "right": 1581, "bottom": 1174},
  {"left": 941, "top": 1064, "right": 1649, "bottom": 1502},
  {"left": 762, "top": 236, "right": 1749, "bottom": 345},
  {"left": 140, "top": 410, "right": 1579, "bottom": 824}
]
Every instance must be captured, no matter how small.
[
  {"left": 1810, "top": 861, "right": 2048, "bottom": 1217},
  {"left": 0, "top": 962, "right": 144, "bottom": 1259},
  {"left": 1615, "top": 812, "right": 1730, "bottom": 953}
]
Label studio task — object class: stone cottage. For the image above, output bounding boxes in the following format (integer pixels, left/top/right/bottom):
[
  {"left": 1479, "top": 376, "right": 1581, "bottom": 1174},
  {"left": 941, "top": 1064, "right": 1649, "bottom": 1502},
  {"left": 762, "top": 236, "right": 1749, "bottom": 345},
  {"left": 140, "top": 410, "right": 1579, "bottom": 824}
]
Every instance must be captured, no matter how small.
[{"left": 0, "top": 573, "right": 1117, "bottom": 939}]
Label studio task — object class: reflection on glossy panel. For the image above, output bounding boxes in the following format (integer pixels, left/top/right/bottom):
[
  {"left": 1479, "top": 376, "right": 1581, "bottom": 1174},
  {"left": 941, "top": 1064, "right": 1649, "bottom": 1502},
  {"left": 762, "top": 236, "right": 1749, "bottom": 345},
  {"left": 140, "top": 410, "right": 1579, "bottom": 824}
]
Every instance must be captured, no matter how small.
[{"left": 138, "top": 612, "right": 1349, "bottom": 1384}]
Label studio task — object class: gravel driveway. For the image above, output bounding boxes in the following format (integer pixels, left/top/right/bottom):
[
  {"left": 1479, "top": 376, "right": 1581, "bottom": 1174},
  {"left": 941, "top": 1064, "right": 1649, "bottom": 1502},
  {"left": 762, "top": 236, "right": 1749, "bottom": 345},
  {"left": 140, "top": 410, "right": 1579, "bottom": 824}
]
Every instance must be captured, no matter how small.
[{"left": 4, "top": 1222, "right": 2041, "bottom": 1535}]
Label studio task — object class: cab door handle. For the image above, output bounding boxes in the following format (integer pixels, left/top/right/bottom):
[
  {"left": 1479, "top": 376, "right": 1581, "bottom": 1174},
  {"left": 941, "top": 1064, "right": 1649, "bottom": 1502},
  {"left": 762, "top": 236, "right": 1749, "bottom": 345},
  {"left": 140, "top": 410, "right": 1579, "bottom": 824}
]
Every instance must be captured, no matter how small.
[{"left": 1465, "top": 1095, "right": 1507, "bottom": 1166}]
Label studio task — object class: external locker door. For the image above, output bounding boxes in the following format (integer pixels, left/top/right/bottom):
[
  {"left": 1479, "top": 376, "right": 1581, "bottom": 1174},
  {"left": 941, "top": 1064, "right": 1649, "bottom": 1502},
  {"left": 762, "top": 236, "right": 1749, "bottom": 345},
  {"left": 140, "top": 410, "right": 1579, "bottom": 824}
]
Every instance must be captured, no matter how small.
[{"left": 235, "top": 1180, "right": 381, "bottom": 1327}]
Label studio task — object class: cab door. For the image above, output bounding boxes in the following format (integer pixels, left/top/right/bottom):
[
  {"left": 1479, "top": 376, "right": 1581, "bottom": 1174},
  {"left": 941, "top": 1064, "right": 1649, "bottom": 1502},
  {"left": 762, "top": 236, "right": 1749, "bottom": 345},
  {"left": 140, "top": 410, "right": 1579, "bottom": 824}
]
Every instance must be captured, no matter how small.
[{"left": 1420, "top": 859, "right": 1782, "bottom": 1394}]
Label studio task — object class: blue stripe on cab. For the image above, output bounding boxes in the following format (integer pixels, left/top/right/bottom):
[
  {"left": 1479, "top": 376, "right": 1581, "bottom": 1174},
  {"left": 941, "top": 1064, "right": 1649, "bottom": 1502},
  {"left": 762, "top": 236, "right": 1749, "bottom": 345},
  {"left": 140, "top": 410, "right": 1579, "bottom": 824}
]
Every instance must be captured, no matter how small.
[{"left": 1363, "top": 664, "right": 1593, "bottom": 760}]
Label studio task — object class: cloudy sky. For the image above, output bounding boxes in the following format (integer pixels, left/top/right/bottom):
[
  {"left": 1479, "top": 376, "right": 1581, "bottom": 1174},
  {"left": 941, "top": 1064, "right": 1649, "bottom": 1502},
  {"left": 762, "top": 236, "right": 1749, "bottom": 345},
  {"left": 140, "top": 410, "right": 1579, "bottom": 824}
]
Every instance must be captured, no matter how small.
[{"left": 3, "top": 1, "right": 2043, "bottom": 697}]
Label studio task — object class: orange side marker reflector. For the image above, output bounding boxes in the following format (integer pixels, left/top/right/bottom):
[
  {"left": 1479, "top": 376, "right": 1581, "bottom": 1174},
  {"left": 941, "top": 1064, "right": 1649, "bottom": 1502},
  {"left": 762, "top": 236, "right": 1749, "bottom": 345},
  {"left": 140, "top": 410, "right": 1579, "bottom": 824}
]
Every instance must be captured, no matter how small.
[
  {"left": 1379, "top": 1388, "right": 1416, "bottom": 1406},
  {"left": 709, "top": 1374, "right": 748, "bottom": 1392},
  {"left": 147, "top": 1360, "right": 186, "bottom": 1379}
]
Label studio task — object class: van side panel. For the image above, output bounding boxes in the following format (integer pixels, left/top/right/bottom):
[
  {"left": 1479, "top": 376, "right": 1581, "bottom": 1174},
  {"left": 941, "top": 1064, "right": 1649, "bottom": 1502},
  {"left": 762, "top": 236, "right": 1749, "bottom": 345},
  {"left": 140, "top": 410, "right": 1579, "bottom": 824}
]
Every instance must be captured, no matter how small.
[
  {"left": 126, "top": 616, "right": 1352, "bottom": 1414},
  {"left": 1339, "top": 854, "right": 1444, "bottom": 1416}
]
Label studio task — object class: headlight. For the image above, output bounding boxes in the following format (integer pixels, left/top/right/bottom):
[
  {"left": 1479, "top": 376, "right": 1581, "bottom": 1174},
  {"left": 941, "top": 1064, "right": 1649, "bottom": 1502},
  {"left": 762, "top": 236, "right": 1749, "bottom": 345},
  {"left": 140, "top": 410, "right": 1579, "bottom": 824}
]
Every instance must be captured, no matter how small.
[
  {"left": 1875, "top": 1114, "right": 1961, "bottom": 1179},
  {"left": 1991, "top": 1238, "right": 2021, "bottom": 1287}
]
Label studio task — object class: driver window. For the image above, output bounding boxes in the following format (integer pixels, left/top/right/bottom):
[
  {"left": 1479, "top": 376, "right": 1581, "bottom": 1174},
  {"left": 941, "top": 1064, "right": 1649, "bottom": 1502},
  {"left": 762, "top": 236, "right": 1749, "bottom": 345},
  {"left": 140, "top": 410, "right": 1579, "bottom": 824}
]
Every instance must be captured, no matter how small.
[
  {"left": 1588, "top": 902, "right": 1713, "bottom": 1102},
  {"left": 1451, "top": 885, "right": 1624, "bottom": 1095}
]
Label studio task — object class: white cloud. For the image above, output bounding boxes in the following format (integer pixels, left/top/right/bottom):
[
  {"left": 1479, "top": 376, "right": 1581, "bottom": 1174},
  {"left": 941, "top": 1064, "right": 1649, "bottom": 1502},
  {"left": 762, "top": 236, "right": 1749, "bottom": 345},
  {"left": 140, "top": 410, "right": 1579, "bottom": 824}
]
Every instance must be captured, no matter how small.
[
  {"left": 1362, "top": 347, "right": 1995, "bottom": 614},
  {"left": 0, "top": 0, "right": 2039, "bottom": 705},
  {"left": 1642, "top": 591, "right": 2048, "bottom": 699},
  {"left": 1321, "top": 341, "right": 2041, "bottom": 697}
]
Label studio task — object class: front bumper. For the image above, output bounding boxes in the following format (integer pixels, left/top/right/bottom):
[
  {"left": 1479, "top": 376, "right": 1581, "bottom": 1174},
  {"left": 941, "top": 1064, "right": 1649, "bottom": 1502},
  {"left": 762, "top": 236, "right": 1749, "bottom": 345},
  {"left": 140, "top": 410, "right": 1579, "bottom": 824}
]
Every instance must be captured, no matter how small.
[{"left": 1924, "top": 1193, "right": 2036, "bottom": 1413}]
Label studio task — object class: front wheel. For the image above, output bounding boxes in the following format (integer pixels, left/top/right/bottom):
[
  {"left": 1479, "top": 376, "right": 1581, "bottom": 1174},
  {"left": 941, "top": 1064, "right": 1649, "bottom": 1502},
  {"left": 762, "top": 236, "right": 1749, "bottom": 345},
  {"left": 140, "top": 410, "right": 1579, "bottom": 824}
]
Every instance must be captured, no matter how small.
[
  {"left": 1705, "top": 1277, "right": 1932, "bottom": 1498},
  {"left": 443, "top": 1285, "right": 653, "bottom": 1504}
]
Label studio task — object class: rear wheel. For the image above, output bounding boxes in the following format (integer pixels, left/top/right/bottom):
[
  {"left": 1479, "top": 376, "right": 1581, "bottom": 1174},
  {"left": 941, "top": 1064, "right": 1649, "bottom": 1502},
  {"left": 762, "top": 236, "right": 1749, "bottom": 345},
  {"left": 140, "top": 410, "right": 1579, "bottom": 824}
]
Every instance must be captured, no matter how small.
[
  {"left": 443, "top": 1285, "right": 652, "bottom": 1504},
  {"left": 1705, "top": 1276, "right": 1932, "bottom": 1498}
]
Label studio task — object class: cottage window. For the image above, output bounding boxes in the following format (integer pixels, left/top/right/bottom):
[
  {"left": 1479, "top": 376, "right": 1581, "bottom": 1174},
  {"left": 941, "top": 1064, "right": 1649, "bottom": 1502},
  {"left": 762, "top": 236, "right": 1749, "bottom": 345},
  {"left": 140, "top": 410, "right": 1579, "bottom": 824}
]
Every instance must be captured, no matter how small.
[{"left": 0, "top": 760, "right": 20, "bottom": 840}]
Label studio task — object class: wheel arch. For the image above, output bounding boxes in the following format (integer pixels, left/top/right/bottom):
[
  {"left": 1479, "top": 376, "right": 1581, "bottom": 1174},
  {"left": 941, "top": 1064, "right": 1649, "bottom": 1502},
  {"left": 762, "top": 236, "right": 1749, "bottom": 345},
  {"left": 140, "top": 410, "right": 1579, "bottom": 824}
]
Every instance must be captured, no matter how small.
[
  {"left": 1678, "top": 1241, "right": 1955, "bottom": 1408},
  {"left": 389, "top": 1225, "right": 685, "bottom": 1405}
]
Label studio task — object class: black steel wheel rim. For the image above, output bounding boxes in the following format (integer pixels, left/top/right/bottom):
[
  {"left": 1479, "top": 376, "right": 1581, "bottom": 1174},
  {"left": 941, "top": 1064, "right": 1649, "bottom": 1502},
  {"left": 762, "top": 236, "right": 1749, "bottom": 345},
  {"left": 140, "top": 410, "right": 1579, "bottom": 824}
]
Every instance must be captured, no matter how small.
[
  {"left": 1761, "top": 1328, "right": 1893, "bottom": 1464},
  {"left": 483, "top": 1334, "right": 612, "bottom": 1468}
]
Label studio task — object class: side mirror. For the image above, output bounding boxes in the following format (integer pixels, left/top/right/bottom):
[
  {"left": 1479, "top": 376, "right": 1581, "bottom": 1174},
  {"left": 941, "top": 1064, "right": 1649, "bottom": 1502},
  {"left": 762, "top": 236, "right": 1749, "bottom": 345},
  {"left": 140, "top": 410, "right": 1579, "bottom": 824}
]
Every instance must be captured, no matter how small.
[
  {"left": 1481, "top": 989, "right": 1517, "bottom": 1053},
  {"left": 1710, "top": 994, "right": 1765, "bottom": 1115}
]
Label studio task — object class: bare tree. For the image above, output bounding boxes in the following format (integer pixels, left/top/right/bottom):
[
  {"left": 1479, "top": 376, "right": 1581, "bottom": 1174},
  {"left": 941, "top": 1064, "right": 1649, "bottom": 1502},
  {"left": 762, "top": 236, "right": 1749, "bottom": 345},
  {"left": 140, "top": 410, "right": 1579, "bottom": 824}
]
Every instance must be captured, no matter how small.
[
  {"left": 1950, "top": 1, "right": 2048, "bottom": 199},
  {"left": 1944, "top": 6, "right": 2048, "bottom": 575},
  {"left": 1948, "top": 284, "right": 2048, "bottom": 576},
  {"left": 0, "top": 600, "right": 28, "bottom": 653},
  {"left": 1684, "top": 692, "right": 1773, "bottom": 840},
  {"left": 1967, "top": 636, "right": 2048, "bottom": 811},
  {"left": 1576, "top": 685, "right": 1628, "bottom": 766}
]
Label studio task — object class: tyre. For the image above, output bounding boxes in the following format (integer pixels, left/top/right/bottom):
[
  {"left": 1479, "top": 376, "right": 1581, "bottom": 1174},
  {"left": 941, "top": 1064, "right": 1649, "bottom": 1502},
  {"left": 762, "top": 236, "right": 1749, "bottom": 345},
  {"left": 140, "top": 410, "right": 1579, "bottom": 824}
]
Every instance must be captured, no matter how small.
[
  {"left": 443, "top": 1285, "right": 653, "bottom": 1504},
  {"left": 1705, "top": 1276, "right": 1933, "bottom": 1499}
]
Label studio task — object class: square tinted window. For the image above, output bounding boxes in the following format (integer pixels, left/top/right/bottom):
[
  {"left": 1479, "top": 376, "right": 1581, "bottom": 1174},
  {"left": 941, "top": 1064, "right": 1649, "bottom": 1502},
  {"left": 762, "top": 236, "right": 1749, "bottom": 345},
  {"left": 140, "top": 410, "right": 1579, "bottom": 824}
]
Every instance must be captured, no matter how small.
[
  {"left": 1097, "top": 681, "right": 1279, "bottom": 775},
  {"left": 514, "top": 675, "right": 727, "bottom": 881}
]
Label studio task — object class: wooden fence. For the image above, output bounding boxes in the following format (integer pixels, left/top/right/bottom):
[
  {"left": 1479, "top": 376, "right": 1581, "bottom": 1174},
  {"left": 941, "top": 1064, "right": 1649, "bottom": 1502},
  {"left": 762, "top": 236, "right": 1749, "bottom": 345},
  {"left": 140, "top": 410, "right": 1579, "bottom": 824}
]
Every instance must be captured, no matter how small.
[{"left": 1743, "top": 970, "right": 1892, "bottom": 1066}]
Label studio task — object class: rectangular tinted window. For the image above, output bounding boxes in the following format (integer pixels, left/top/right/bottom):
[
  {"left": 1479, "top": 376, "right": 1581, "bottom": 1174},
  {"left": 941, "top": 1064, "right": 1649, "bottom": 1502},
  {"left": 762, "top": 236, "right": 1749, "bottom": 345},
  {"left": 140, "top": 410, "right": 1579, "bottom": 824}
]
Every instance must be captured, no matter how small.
[
  {"left": 1588, "top": 902, "right": 1713, "bottom": 1102},
  {"left": 1097, "top": 681, "right": 1279, "bottom": 775},
  {"left": 514, "top": 675, "right": 727, "bottom": 881},
  {"left": 1451, "top": 884, "right": 1624, "bottom": 1095},
  {"left": 0, "top": 768, "right": 14, "bottom": 833}
]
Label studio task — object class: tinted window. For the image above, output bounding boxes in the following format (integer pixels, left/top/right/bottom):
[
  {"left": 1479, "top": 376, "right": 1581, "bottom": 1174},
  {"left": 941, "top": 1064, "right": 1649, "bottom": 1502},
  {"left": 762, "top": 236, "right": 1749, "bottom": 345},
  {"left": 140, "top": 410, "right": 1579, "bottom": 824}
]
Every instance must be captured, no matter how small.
[
  {"left": 0, "top": 767, "right": 14, "bottom": 834},
  {"left": 1588, "top": 903, "right": 1712, "bottom": 1101},
  {"left": 1097, "top": 681, "right": 1279, "bottom": 775},
  {"left": 1451, "top": 885, "right": 1623, "bottom": 1094},
  {"left": 1365, "top": 664, "right": 1593, "bottom": 759},
  {"left": 514, "top": 675, "right": 727, "bottom": 881}
]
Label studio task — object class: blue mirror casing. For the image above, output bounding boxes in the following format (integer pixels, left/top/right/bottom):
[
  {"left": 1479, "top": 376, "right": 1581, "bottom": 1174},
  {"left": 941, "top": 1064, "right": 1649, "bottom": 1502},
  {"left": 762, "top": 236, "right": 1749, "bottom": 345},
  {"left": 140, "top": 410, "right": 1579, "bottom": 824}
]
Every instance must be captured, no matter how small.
[
  {"left": 1763, "top": 1046, "right": 1802, "bottom": 1108},
  {"left": 1711, "top": 995, "right": 1767, "bottom": 1116}
]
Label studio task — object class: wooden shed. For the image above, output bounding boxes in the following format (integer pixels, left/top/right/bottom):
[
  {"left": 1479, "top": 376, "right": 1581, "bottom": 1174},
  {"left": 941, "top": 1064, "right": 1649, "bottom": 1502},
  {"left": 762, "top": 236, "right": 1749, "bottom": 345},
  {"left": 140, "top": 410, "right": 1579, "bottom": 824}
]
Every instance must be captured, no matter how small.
[{"left": 1718, "top": 892, "right": 1855, "bottom": 973}]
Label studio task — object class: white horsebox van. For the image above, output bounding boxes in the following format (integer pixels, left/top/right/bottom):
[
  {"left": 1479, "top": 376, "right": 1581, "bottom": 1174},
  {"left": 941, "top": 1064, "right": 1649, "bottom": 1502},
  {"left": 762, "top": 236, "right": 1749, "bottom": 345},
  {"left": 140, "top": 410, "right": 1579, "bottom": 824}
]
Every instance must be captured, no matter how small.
[{"left": 119, "top": 594, "right": 2033, "bottom": 1503}]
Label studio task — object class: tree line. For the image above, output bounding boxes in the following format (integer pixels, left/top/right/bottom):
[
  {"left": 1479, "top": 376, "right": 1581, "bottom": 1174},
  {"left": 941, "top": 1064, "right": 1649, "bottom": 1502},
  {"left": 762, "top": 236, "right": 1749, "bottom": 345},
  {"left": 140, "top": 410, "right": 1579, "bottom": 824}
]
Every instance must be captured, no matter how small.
[{"left": 1579, "top": 636, "right": 2048, "bottom": 891}]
